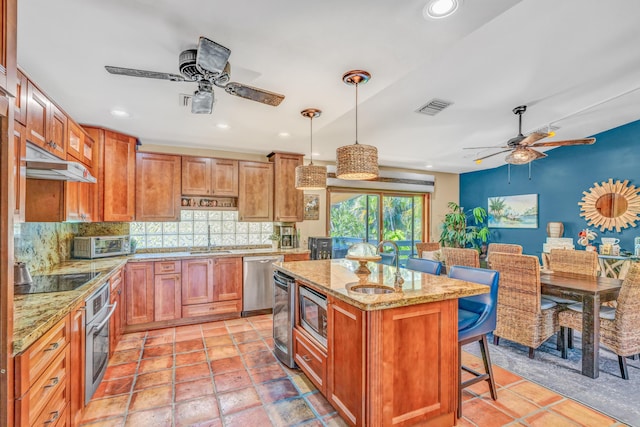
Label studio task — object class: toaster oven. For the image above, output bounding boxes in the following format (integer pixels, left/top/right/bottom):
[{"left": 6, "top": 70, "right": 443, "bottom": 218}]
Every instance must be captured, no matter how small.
[{"left": 73, "top": 236, "right": 130, "bottom": 259}]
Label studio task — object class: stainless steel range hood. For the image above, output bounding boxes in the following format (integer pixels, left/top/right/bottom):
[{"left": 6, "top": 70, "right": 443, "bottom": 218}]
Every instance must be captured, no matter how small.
[{"left": 25, "top": 143, "right": 97, "bottom": 183}]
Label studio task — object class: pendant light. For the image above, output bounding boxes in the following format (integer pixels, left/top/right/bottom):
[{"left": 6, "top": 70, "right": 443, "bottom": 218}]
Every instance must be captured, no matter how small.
[
  {"left": 295, "top": 108, "right": 327, "bottom": 190},
  {"left": 336, "top": 70, "right": 378, "bottom": 180}
]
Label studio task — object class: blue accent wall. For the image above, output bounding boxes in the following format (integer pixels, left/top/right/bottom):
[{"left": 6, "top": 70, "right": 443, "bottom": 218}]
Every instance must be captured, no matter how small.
[{"left": 460, "top": 119, "right": 640, "bottom": 258}]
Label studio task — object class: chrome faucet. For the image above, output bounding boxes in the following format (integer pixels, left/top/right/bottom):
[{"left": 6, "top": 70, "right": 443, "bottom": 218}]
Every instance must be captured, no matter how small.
[{"left": 377, "top": 240, "right": 404, "bottom": 287}]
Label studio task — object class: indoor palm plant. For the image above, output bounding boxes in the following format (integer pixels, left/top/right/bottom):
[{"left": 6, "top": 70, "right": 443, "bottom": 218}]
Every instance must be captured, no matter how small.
[{"left": 439, "top": 202, "right": 490, "bottom": 250}]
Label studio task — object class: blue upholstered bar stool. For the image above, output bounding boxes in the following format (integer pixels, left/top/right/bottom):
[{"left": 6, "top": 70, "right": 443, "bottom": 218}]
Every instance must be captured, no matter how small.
[
  {"left": 405, "top": 257, "right": 442, "bottom": 275},
  {"left": 449, "top": 266, "right": 500, "bottom": 419}
]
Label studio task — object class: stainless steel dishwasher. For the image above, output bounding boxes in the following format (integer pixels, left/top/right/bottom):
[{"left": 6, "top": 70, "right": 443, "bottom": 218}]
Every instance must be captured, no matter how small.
[{"left": 242, "top": 255, "right": 284, "bottom": 316}]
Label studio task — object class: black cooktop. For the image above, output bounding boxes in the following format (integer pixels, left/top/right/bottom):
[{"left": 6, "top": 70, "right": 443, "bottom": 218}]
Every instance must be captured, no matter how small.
[{"left": 15, "top": 272, "right": 102, "bottom": 295}]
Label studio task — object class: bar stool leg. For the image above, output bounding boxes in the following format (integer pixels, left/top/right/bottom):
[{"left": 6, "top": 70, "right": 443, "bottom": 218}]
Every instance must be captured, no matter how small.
[{"left": 479, "top": 335, "right": 498, "bottom": 400}]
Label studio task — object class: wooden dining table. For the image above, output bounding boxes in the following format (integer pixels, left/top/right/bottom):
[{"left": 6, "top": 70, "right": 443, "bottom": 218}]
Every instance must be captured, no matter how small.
[{"left": 539, "top": 271, "right": 623, "bottom": 378}]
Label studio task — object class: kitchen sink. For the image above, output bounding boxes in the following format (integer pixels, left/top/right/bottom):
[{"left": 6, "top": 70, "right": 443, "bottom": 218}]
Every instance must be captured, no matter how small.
[{"left": 346, "top": 283, "right": 395, "bottom": 294}]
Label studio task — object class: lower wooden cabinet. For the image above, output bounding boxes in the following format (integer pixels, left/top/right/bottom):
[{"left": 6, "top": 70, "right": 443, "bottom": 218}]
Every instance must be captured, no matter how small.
[
  {"left": 213, "top": 257, "right": 242, "bottom": 302},
  {"left": 125, "top": 262, "right": 154, "bottom": 325},
  {"left": 154, "top": 273, "right": 182, "bottom": 321},
  {"left": 293, "top": 328, "right": 327, "bottom": 394},
  {"left": 181, "top": 258, "right": 214, "bottom": 306},
  {"left": 70, "top": 302, "right": 86, "bottom": 426},
  {"left": 283, "top": 253, "right": 310, "bottom": 262}
]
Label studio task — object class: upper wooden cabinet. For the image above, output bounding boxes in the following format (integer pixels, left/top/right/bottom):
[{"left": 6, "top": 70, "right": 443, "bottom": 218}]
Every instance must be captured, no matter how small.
[
  {"left": 25, "top": 178, "right": 95, "bottom": 223},
  {"left": 238, "top": 161, "right": 273, "bottom": 222},
  {"left": 135, "top": 152, "right": 181, "bottom": 221},
  {"left": 268, "top": 152, "right": 304, "bottom": 222},
  {"left": 182, "top": 156, "right": 238, "bottom": 197},
  {"left": 83, "top": 127, "right": 137, "bottom": 222},
  {"left": 25, "top": 80, "right": 67, "bottom": 158},
  {"left": 14, "top": 69, "right": 27, "bottom": 124},
  {"left": 0, "top": 0, "right": 16, "bottom": 97},
  {"left": 13, "top": 121, "right": 26, "bottom": 222}
]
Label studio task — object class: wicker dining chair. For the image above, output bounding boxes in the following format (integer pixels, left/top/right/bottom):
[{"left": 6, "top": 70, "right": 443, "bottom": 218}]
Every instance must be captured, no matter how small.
[
  {"left": 486, "top": 243, "right": 522, "bottom": 265},
  {"left": 490, "top": 252, "right": 560, "bottom": 358},
  {"left": 416, "top": 242, "right": 440, "bottom": 256},
  {"left": 441, "top": 247, "right": 480, "bottom": 268},
  {"left": 558, "top": 262, "right": 640, "bottom": 379},
  {"left": 548, "top": 249, "right": 599, "bottom": 276}
]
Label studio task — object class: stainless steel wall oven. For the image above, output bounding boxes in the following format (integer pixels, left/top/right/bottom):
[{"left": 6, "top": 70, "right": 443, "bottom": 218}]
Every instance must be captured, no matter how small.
[{"left": 273, "top": 270, "right": 296, "bottom": 368}]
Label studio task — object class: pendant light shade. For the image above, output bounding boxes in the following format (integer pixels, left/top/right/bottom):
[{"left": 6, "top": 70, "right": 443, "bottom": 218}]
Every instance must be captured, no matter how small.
[
  {"left": 336, "top": 70, "right": 378, "bottom": 180},
  {"left": 295, "top": 108, "right": 327, "bottom": 190}
]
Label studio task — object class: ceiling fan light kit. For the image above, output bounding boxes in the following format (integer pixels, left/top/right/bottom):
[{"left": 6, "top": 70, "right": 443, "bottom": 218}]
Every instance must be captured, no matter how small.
[
  {"left": 295, "top": 108, "right": 327, "bottom": 190},
  {"left": 336, "top": 70, "right": 379, "bottom": 181}
]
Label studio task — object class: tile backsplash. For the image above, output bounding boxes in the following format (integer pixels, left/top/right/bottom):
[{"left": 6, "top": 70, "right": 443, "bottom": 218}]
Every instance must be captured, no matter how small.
[{"left": 14, "top": 222, "right": 78, "bottom": 274}]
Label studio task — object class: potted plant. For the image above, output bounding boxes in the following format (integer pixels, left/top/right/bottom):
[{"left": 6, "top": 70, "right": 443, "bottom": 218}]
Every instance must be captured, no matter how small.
[
  {"left": 439, "top": 202, "right": 490, "bottom": 251},
  {"left": 268, "top": 233, "right": 280, "bottom": 250}
]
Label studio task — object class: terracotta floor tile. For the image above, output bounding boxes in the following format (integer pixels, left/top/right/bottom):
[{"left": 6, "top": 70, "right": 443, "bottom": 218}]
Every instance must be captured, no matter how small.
[
  {"left": 122, "top": 331, "right": 147, "bottom": 339},
  {"left": 175, "top": 338, "right": 205, "bottom": 353},
  {"left": 93, "top": 376, "right": 134, "bottom": 399},
  {"left": 306, "top": 391, "right": 335, "bottom": 416},
  {"left": 322, "top": 413, "right": 350, "bottom": 427},
  {"left": 210, "top": 356, "right": 244, "bottom": 374},
  {"left": 508, "top": 381, "right": 564, "bottom": 406},
  {"left": 175, "top": 377, "right": 215, "bottom": 402},
  {"left": 146, "top": 328, "right": 174, "bottom": 337},
  {"left": 176, "top": 350, "right": 207, "bottom": 366},
  {"left": 138, "top": 355, "right": 173, "bottom": 373},
  {"left": 205, "top": 335, "right": 233, "bottom": 347},
  {"left": 81, "top": 395, "right": 130, "bottom": 424},
  {"left": 264, "top": 337, "right": 275, "bottom": 349},
  {"left": 242, "top": 350, "right": 278, "bottom": 368},
  {"left": 129, "top": 385, "right": 173, "bottom": 412},
  {"left": 109, "top": 349, "right": 141, "bottom": 365},
  {"left": 176, "top": 362, "right": 211, "bottom": 382},
  {"left": 145, "top": 335, "right": 174, "bottom": 346},
  {"left": 549, "top": 399, "right": 616, "bottom": 426},
  {"left": 142, "top": 344, "right": 173, "bottom": 359},
  {"left": 175, "top": 395, "right": 220, "bottom": 426},
  {"left": 265, "top": 397, "right": 316, "bottom": 426},
  {"left": 482, "top": 388, "right": 540, "bottom": 419},
  {"left": 103, "top": 362, "right": 137, "bottom": 380},
  {"left": 175, "top": 324, "right": 203, "bottom": 333},
  {"left": 237, "top": 340, "right": 268, "bottom": 354},
  {"left": 134, "top": 369, "right": 172, "bottom": 390},
  {"left": 218, "top": 386, "right": 262, "bottom": 415},
  {"left": 460, "top": 397, "right": 515, "bottom": 426},
  {"left": 299, "top": 421, "right": 324, "bottom": 427},
  {"left": 454, "top": 417, "right": 478, "bottom": 427},
  {"left": 175, "top": 331, "right": 203, "bottom": 342},
  {"left": 256, "top": 378, "right": 299, "bottom": 404},
  {"left": 258, "top": 329, "right": 273, "bottom": 338},
  {"left": 185, "top": 420, "right": 222, "bottom": 427},
  {"left": 225, "top": 318, "right": 250, "bottom": 326},
  {"left": 526, "top": 409, "right": 580, "bottom": 427},
  {"left": 223, "top": 406, "right": 273, "bottom": 427},
  {"left": 208, "top": 344, "right": 239, "bottom": 360},
  {"left": 115, "top": 338, "right": 144, "bottom": 352},
  {"left": 248, "top": 363, "right": 287, "bottom": 384},
  {"left": 124, "top": 406, "right": 172, "bottom": 426},
  {"left": 228, "top": 323, "right": 255, "bottom": 333},
  {"left": 80, "top": 417, "right": 125, "bottom": 427},
  {"left": 291, "top": 373, "right": 317, "bottom": 394},
  {"left": 201, "top": 321, "right": 225, "bottom": 330},
  {"left": 214, "top": 369, "right": 253, "bottom": 393},
  {"left": 232, "top": 330, "right": 262, "bottom": 343},
  {"left": 202, "top": 327, "right": 229, "bottom": 337},
  {"left": 491, "top": 365, "right": 524, "bottom": 387}
]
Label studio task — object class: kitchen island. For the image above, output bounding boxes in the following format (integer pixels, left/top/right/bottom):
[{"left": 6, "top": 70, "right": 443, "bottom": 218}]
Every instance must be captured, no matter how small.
[{"left": 274, "top": 259, "right": 490, "bottom": 427}]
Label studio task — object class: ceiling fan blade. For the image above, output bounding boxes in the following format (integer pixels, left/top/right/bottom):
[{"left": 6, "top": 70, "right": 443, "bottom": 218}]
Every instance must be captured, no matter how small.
[
  {"left": 196, "top": 37, "right": 231, "bottom": 75},
  {"left": 105, "top": 66, "right": 185, "bottom": 82},
  {"left": 191, "top": 90, "right": 214, "bottom": 114},
  {"left": 529, "top": 137, "right": 596, "bottom": 147},
  {"left": 224, "top": 82, "right": 285, "bottom": 106},
  {"left": 463, "top": 146, "right": 510, "bottom": 150},
  {"left": 518, "top": 132, "right": 549, "bottom": 147},
  {"left": 474, "top": 149, "right": 513, "bottom": 162}
]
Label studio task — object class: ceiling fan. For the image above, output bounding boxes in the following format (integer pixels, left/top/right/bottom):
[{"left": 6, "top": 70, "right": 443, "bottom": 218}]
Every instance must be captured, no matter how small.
[
  {"left": 466, "top": 105, "right": 595, "bottom": 164},
  {"left": 105, "top": 36, "right": 285, "bottom": 114}
]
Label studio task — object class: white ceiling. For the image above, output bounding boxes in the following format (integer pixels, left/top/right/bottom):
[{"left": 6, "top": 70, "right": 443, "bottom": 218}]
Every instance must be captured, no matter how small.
[{"left": 17, "top": 0, "right": 640, "bottom": 173}]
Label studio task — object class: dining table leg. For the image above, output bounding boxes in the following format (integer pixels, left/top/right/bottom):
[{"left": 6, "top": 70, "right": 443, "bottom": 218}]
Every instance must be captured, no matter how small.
[{"left": 581, "top": 294, "right": 600, "bottom": 378}]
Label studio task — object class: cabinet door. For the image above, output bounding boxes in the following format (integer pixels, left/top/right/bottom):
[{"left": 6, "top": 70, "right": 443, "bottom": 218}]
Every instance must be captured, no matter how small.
[
  {"left": 238, "top": 161, "right": 273, "bottom": 221},
  {"left": 271, "top": 153, "right": 303, "bottom": 222},
  {"left": 182, "top": 156, "right": 212, "bottom": 195},
  {"left": 26, "top": 80, "right": 49, "bottom": 149},
  {"left": 327, "top": 297, "right": 365, "bottom": 426},
  {"left": 154, "top": 274, "right": 182, "bottom": 321},
  {"left": 181, "top": 258, "right": 214, "bottom": 305},
  {"left": 212, "top": 158, "right": 238, "bottom": 197},
  {"left": 136, "top": 152, "right": 181, "bottom": 221},
  {"left": 82, "top": 134, "right": 95, "bottom": 170},
  {"left": 70, "top": 303, "right": 86, "bottom": 427},
  {"left": 125, "top": 262, "right": 154, "bottom": 325},
  {"left": 109, "top": 276, "right": 123, "bottom": 357},
  {"left": 78, "top": 181, "right": 95, "bottom": 222},
  {"left": 15, "top": 69, "right": 27, "bottom": 125},
  {"left": 64, "top": 181, "right": 81, "bottom": 222},
  {"left": 103, "top": 130, "right": 136, "bottom": 221},
  {"left": 13, "top": 121, "right": 26, "bottom": 222},
  {"left": 67, "top": 120, "right": 84, "bottom": 161},
  {"left": 47, "top": 102, "right": 67, "bottom": 158},
  {"left": 213, "top": 257, "right": 242, "bottom": 302},
  {"left": 25, "top": 179, "right": 64, "bottom": 222}
]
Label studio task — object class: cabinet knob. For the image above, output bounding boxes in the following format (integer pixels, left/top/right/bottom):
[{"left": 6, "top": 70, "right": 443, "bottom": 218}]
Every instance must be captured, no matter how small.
[
  {"left": 302, "top": 355, "right": 311, "bottom": 362},
  {"left": 43, "top": 376, "right": 59, "bottom": 389},
  {"left": 117, "top": 289, "right": 122, "bottom": 295},
  {"left": 43, "top": 411, "right": 59, "bottom": 425},
  {"left": 43, "top": 342, "right": 60, "bottom": 352}
]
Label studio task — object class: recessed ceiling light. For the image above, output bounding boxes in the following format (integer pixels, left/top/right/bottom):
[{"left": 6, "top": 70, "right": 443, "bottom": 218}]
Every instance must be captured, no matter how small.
[
  {"left": 423, "top": 0, "right": 461, "bottom": 19},
  {"left": 426, "top": 164, "right": 434, "bottom": 169},
  {"left": 312, "top": 152, "right": 321, "bottom": 157},
  {"left": 278, "top": 132, "right": 290, "bottom": 137},
  {"left": 216, "top": 123, "right": 229, "bottom": 129},
  {"left": 110, "top": 109, "right": 130, "bottom": 118}
]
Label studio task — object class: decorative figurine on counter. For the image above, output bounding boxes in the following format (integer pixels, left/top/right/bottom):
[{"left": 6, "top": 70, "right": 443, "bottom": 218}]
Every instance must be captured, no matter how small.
[{"left": 578, "top": 228, "right": 598, "bottom": 251}]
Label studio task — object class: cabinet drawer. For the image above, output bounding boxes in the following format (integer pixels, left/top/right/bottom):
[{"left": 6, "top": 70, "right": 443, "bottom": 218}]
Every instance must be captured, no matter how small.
[
  {"left": 16, "top": 346, "right": 69, "bottom": 427},
  {"left": 15, "top": 317, "right": 70, "bottom": 397},
  {"left": 110, "top": 268, "right": 124, "bottom": 293},
  {"left": 284, "top": 253, "right": 310, "bottom": 262},
  {"left": 154, "top": 261, "right": 181, "bottom": 275},
  {"left": 182, "top": 300, "right": 241, "bottom": 318},
  {"left": 293, "top": 328, "right": 327, "bottom": 393},
  {"left": 30, "top": 373, "right": 69, "bottom": 427}
]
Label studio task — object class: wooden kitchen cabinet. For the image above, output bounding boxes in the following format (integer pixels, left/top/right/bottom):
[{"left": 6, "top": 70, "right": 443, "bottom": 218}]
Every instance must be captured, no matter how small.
[
  {"left": 14, "top": 68, "right": 27, "bottom": 125},
  {"left": 125, "top": 262, "right": 154, "bottom": 325},
  {"left": 69, "top": 301, "right": 86, "bottom": 426},
  {"left": 181, "top": 258, "right": 214, "bottom": 306},
  {"left": 268, "top": 152, "right": 304, "bottom": 222},
  {"left": 26, "top": 79, "right": 67, "bottom": 158},
  {"left": 154, "top": 265, "right": 181, "bottom": 322},
  {"left": 238, "top": 161, "right": 273, "bottom": 221},
  {"left": 294, "top": 328, "right": 327, "bottom": 394},
  {"left": 25, "top": 178, "right": 95, "bottom": 222},
  {"left": 13, "top": 121, "right": 26, "bottom": 222},
  {"left": 212, "top": 158, "right": 238, "bottom": 197},
  {"left": 182, "top": 156, "right": 238, "bottom": 197},
  {"left": 213, "top": 257, "right": 242, "bottom": 302},
  {"left": 67, "top": 120, "right": 84, "bottom": 162},
  {"left": 135, "top": 152, "right": 181, "bottom": 221},
  {"left": 284, "top": 253, "right": 310, "bottom": 262},
  {"left": 109, "top": 268, "right": 124, "bottom": 357}
]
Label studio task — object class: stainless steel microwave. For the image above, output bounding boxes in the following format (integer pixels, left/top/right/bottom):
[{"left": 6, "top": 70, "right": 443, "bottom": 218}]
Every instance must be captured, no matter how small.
[
  {"left": 73, "top": 236, "right": 130, "bottom": 259},
  {"left": 299, "top": 285, "right": 328, "bottom": 347}
]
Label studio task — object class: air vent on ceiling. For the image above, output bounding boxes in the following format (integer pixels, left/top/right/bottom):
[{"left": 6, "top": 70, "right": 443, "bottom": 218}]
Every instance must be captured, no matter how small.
[
  {"left": 416, "top": 98, "right": 453, "bottom": 116},
  {"left": 529, "top": 124, "right": 560, "bottom": 135}
]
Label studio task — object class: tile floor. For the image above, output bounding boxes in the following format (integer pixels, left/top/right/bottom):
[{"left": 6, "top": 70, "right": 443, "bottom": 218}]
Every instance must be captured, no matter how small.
[{"left": 80, "top": 315, "right": 625, "bottom": 427}]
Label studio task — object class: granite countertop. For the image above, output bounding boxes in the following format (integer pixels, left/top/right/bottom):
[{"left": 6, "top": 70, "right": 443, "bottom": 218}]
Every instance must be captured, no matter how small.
[
  {"left": 13, "top": 247, "right": 310, "bottom": 355},
  {"left": 274, "top": 259, "right": 489, "bottom": 311}
]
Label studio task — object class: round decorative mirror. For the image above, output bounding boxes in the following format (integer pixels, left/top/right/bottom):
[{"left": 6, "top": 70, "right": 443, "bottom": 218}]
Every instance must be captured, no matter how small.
[{"left": 579, "top": 179, "right": 640, "bottom": 232}]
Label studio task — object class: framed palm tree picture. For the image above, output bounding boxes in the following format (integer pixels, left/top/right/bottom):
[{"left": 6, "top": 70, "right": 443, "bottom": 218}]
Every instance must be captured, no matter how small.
[{"left": 488, "top": 194, "right": 538, "bottom": 228}]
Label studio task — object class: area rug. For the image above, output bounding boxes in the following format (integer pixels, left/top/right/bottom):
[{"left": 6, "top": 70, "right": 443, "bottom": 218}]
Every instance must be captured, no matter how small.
[{"left": 465, "top": 333, "right": 640, "bottom": 426}]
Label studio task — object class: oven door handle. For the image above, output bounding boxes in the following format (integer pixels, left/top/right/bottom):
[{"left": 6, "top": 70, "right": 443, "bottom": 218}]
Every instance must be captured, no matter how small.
[{"left": 89, "top": 301, "right": 117, "bottom": 335}]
